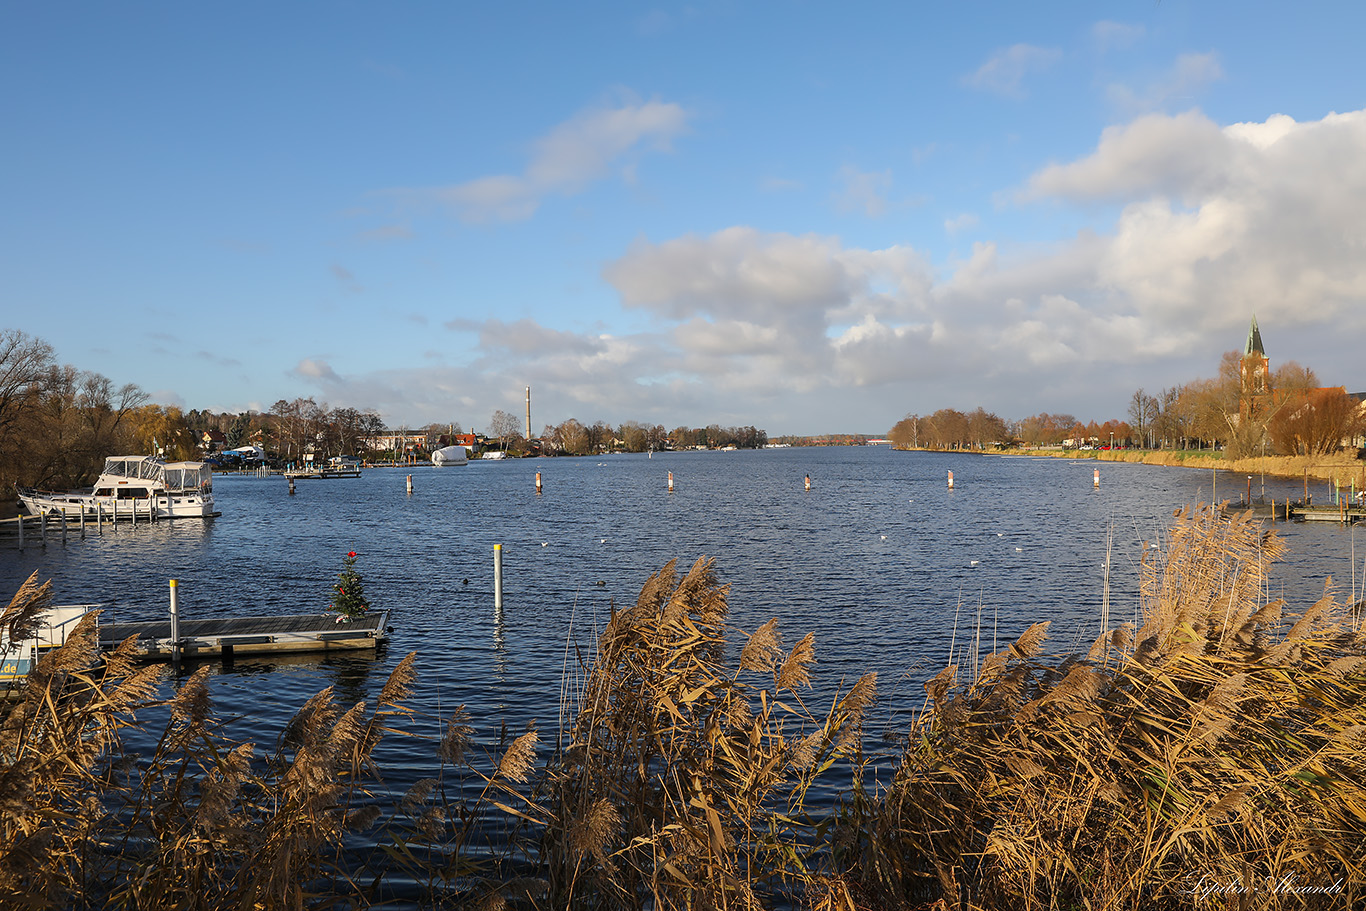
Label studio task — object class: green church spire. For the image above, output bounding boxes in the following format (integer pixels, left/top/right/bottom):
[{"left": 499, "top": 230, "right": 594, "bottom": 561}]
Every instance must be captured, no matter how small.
[{"left": 1245, "top": 314, "right": 1266, "bottom": 358}]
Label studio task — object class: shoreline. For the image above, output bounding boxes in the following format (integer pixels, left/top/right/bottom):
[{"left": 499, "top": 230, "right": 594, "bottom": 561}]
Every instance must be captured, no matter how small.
[{"left": 989, "top": 447, "right": 1366, "bottom": 489}]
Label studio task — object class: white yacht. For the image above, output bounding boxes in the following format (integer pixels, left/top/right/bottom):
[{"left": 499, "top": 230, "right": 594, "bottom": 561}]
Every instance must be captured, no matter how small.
[{"left": 17, "top": 456, "right": 218, "bottom": 519}]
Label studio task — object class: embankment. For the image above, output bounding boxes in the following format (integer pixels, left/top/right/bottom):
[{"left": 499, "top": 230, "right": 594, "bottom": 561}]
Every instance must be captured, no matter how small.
[{"left": 1012, "top": 447, "right": 1366, "bottom": 489}]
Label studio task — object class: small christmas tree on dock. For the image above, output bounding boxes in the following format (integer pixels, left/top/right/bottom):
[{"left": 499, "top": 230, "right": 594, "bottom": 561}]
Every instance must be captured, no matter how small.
[{"left": 330, "top": 550, "right": 370, "bottom": 622}]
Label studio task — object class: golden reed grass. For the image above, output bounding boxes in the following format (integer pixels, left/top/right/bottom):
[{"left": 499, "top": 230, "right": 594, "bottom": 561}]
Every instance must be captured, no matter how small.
[{"left": 3, "top": 505, "right": 1365, "bottom": 909}]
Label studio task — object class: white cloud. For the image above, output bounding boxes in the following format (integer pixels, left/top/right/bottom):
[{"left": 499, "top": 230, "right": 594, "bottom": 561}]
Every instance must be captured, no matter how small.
[
  {"left": 420, "top": 96, "right": 689, "bottom": 223},
  {"left": 297, "top": 109, "right": 1366, "bottom": 434},
  {"left": 1022, "top": 109, "right": 1230, "bottom": 202},
  {"left": 944, "top": 212, "right": 979, "bottom": 235},
  {"left": 963, "top": 44, "right": 1061, "bottom": 97}
]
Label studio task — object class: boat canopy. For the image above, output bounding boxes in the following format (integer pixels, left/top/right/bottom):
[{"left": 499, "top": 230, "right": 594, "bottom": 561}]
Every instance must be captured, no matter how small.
[
  {"left": 101, "top": 456, "right": 165, "bottom": 481},
  {"left": 163, "top": 462, "right": 213, "bottom": 490},
  {"left": 100, "top": 456, "right": 212, "bottom": 490}
]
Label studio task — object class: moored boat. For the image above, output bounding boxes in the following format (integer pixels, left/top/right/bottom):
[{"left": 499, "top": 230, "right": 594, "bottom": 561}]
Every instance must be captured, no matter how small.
[
  {"left": 17, "top": 456, "right": 218, "bottom": 519},
  {"left": 431, "top": 445, "right": 468, "bottom": 466}
]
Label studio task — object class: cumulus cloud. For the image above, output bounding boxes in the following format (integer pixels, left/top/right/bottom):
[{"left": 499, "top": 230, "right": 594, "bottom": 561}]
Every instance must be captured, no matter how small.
[
  {"left": 963, "top": 44, "right": 1061, "bottom": 97},
  {"left": 1022, "top": 109, "right": 1231, "bottom": 202},
  {"left": 418, "top": 96, "right": 689, "bottom": 223},
  {"left": 298, "top": 108, "right": 1366, "bottom": 433}
]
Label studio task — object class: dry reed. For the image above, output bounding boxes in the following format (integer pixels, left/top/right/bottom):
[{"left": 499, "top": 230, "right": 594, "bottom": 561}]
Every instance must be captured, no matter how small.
[{"left": 5, "top": 504, "right": 1364, "bottom": 909}]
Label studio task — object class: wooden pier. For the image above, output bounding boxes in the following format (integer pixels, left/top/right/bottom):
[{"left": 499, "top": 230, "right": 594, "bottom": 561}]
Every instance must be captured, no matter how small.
[
  {"left": 100, "top": 610, "right": 390, "bottom": 660},
  {"left": 0, "top": 505, "right": 216, "bottom": 548},
  {"left": 1226, "top": 500, "right": 1366, "bottom": 525}
]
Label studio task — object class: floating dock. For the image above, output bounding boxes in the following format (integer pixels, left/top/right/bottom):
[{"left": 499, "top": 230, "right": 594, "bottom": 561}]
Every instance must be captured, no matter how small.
[
  {"left": 100, "top": 610, "right": 390, "bottom": 660},
  {"left": 283, "top": 466, "right": 362, "bottom": 479}
]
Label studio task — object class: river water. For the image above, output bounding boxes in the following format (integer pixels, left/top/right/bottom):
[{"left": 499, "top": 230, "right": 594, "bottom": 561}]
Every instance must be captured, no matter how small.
[{"left": 4, "top": 447, "right": 1364, "bottom": 780}]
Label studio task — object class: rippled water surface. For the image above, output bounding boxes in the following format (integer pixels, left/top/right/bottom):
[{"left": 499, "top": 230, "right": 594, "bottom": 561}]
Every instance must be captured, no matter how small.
[{"left": 4, "top": 448, "right": 1364, "bottom": 765}]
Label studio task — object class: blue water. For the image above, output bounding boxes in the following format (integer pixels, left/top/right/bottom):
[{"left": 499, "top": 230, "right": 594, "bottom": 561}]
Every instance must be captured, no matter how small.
[{"left": 4, "top": 448, "right": 1364, "bottom": 768}]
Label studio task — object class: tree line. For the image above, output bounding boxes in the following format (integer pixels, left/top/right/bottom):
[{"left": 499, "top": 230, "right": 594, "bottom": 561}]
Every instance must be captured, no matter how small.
[{"left": 889, "top": 349, "right": 1365, "bottom": 456}]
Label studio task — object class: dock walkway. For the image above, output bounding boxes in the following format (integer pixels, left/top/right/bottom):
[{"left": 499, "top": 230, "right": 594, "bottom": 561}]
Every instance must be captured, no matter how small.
[
  {"left": 283, "top": 467, "right": 362, "bottom": 479},
  {"left": 100, "top": 610, "right": 389, "bottom": 659}
]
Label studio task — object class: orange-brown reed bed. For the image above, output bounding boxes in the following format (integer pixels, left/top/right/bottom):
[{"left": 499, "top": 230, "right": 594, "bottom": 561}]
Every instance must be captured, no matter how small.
[{"left": 3, "top": 505, "right": 1365, "bottom": 910}]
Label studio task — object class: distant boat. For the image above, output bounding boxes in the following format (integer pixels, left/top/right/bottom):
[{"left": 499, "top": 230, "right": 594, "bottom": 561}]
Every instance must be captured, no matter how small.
[
  {"left": 431, "top": 445, "right": 469, "bottom": 466},
  {"left": 18, "top": 456, "right": 217, "bottom": 519},
  {"left": 480, "top": 450, "right": 507, "bottom": 461}
]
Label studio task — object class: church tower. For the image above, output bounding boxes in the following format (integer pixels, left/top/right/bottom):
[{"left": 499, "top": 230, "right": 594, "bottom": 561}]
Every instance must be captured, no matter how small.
[{"left": 1240, "top": 314, "right": 1270, "bottom": 421}]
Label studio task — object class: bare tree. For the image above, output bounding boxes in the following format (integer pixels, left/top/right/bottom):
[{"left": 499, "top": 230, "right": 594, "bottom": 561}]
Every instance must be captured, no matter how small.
[
  {"left": 488, "top": 409, "right": 522, "bottom": 451},
  {"left": 0, "top": 330, "right": 54, "bottom": 467}
]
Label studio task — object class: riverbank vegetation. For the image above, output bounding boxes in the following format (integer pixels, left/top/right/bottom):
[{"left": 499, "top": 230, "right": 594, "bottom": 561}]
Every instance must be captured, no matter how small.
[
  {"left": 889, "top": 345, "right": 1365, "bottom": 461},
  {"left": 4, "top": 505, "right": 1364, "bottom": 909}
]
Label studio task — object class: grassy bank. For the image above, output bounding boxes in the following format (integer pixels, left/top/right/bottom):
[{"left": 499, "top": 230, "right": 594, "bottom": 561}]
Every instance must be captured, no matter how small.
[
  {"left": 4, "top": 507, "right": 1365, "bottom": 909},
  {"left": 1011, "top": 447, "right": 1366, "bottom": 489}
]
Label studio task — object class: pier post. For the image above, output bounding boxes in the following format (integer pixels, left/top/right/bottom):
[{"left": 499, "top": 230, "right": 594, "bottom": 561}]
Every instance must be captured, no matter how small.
[
  {"left": 132, "top": 499, "right": 137, "bottom": 527},
  {"left": 494, "top": 544, "right": 503, "bottom": 609},
  {"left": 289, "top": 477, "right": 295, "bottom": 495},
  {"left": 406, "top": 474, "right": 413, "bottom": 495},
  {"left": 1094, "top": 468, "right": 1099, "bottom": 489},
  {"left": 40, "top": 512, "right": 47, "bottom": 546},
  {"left": 61, "top": 508, "right": 67, "bottom": 544},
  {"left": 169, "top": 578, "right": 181, "bottom": 664},
  {"left": 97, "top": 503, "right": 102, "bottom": 534},
  {"left": 535, "top": 471, "right": 542, "bottom": 494},
  {"left": 805, "top": 474, "right": 811, "bottom": 491},
  {"left": 948, "top": 470, "right": 954, "bottom": 490},
  {"left": 667, "top": 471, "right": 674, "bottom": 492},
  {"left": 17, "top": 514, "right": 23, "bottom": 550},
  {"left": 80, "top": 508, "right": 85, "bottom": 539}
]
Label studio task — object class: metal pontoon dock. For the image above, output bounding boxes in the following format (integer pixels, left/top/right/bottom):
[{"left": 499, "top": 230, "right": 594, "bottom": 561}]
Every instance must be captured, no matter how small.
[
  {"left": 100, "top": 610, "right": 390, "bottom": 660},
  {"left": 283, "top": 464, "right": 362, "bottom": 479}
]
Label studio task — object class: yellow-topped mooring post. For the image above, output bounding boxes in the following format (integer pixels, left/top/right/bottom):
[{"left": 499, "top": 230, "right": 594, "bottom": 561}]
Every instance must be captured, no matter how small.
[
  {"left": 668, "top": 471, "right": 674, "bottom": 492},
  {"left": 1094, "top": 468, "right": 1100, "bottom": 489},
  {"left": 535, "top": 471, "right": 542, "bottom": 494}
]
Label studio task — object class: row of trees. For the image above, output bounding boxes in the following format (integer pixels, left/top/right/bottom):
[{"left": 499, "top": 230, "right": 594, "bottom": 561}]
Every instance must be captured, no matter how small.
[
  {"left": 1125, "top": 353, "right": 1365, "bottom": 457},
  {"left": 0, "top": 330, "right": 176, "bottom": 490},
  {"left": 888, "top": 349, "right": 1364, "bottom": 457},
  {"left": 518, "top": 419, "right": 767, "bottom": 456}
]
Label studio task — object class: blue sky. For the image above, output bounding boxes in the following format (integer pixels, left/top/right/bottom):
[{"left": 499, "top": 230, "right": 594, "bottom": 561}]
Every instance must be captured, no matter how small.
[{"left": 4, "top": 2, "right": 1365, "bottom": 436}]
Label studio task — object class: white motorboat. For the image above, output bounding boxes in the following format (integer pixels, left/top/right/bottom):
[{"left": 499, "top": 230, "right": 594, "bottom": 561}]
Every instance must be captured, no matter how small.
[
  {"left": 431, "top": 445, "right": 468, "bottom": 466},
  {"left": 17, "top": 456, "right": 218, "bottom": 519}
]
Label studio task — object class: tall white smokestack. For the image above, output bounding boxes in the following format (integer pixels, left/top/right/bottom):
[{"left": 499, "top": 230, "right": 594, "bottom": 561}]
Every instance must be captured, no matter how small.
[{"left": 525, "top": 386, "right": 532, "bottom": 440}]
